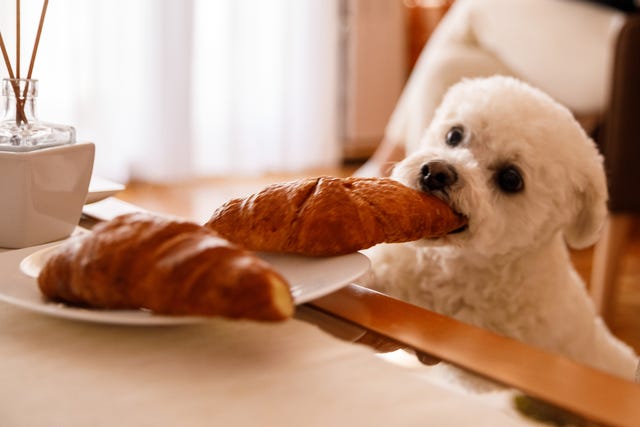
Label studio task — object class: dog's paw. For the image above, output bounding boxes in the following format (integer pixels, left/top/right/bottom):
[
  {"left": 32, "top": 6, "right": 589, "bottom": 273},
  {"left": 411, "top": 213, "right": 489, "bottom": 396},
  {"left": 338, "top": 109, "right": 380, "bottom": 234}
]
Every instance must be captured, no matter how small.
[{"left": 514, "top": 395, "right": 599, "bottom": 427}]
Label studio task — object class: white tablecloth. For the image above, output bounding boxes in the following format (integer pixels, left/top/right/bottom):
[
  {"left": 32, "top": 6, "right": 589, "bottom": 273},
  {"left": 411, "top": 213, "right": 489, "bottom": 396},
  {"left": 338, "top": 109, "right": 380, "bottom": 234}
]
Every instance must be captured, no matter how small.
[{"left": 0, "top": 245, "right": 538, "bottom": 426}]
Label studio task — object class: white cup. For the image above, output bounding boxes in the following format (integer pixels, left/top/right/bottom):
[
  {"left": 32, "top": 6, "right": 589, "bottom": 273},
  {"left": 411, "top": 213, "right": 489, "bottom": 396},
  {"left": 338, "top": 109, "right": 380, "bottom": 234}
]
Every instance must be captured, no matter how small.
[{"left": 0, "top": 142, "right": 94, "bottom": 248}]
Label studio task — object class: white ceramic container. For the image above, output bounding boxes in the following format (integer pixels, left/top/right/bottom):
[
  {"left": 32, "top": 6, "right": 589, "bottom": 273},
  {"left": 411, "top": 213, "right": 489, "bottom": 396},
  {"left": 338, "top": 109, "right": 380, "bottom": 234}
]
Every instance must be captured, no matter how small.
[{"left": 0, "top": 142, "right": 94, "bottom": 248}]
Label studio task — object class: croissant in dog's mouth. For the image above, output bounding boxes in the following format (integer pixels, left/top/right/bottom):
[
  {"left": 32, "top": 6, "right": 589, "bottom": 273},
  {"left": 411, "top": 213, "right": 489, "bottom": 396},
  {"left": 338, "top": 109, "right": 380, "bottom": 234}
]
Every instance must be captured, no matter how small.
[{"left": 205, "top": 176, "right": 468, "bottom": 257}]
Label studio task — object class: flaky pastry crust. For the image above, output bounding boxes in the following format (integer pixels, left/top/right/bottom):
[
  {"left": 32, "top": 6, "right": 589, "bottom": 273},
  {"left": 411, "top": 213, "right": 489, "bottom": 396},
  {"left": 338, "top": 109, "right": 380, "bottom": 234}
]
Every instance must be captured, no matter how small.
[
  {"left": 205, "top": 176, "right": 467, "bottom": 256},
  {"left": 38, "top": 212, "right": 294, "bottom": 321}
]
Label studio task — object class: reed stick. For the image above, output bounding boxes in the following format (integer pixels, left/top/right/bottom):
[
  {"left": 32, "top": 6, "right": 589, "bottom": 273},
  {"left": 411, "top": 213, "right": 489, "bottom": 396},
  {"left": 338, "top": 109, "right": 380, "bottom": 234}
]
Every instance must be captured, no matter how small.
[
  {"left": 16, "top": 0, "right": 20, "bottom": 78},
  {"left": 20, "top": 0, "right": 49, "bottom": 125},
  {"left": 26, "top": 0, "right": 49, "bottom": 79},
  {"left": 0, "top": 31, "right": 15, "bottom": 80}
]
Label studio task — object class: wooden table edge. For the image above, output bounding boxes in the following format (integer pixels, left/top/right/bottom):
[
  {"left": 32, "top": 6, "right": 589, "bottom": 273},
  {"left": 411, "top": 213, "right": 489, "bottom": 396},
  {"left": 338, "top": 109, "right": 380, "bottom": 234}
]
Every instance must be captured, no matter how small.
[{"left": 309, "top": 283, "right": 640, "bottom": 427}]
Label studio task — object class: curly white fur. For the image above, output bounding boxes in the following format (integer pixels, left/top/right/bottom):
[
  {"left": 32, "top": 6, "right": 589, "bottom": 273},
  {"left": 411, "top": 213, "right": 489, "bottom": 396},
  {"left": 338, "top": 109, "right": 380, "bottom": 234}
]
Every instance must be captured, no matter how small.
[{"left": 365, "top": 76, "right": 638, "bottom": 380}]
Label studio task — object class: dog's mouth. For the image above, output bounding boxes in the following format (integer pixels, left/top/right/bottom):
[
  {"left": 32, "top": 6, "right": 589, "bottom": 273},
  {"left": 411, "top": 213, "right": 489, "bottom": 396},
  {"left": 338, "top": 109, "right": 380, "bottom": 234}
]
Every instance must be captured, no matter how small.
[
  {"left": 428, "top": 192, "right": 468, "bottom": 235},
  {"left": 425, "top": 219, "right": 468, "bottom": 242},
  {"left": 422, "top": 208, "right": 468, "bottom": 242},
  {"left": 449, "top": 223, "right": 468, "bottom": 234},
  {"left": 413, "top": 179, "right": 469, "bottom": 237},
  {"left": 446, "top": 210, "right": 469, "bottom": 236},
  {"left": 441, "top": 202, "right": 469, "bottom": 237}
]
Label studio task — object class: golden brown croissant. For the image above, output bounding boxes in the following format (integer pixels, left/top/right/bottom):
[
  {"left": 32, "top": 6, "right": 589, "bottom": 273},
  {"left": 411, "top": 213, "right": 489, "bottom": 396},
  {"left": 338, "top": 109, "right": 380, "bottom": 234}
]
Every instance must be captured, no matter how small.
[
  {"left": 205, "top": 176, "right": 467, "bottom": 256},
  {"left": 37, "top": 212, "right": 294, "bottom": 321}
]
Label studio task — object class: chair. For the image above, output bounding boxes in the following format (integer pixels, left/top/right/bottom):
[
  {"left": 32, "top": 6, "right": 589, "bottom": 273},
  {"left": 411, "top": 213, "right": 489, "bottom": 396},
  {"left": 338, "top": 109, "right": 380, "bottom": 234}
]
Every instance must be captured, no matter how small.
[{"left": 589, "top": 12, "right": 640, "bottom": 316}]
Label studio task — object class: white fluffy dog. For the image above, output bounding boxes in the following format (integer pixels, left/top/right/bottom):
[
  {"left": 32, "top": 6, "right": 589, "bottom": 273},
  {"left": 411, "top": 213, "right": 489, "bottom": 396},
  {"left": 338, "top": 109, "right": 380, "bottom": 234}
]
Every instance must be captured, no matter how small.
[{"left": 365, "top": 76, "right": 638, "bottom": 380}]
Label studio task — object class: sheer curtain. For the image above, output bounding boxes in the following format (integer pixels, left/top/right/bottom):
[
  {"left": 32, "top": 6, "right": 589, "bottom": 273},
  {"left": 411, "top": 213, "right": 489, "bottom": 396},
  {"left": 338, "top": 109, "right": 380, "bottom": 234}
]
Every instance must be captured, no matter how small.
[{"left": 0, "top": 0, "right": 341, "bottom": 182}]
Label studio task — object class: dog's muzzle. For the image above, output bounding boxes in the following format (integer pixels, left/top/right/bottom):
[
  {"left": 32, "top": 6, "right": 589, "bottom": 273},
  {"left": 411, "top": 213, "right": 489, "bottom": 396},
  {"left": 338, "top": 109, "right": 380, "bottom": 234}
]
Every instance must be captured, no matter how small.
[
  {"left": 419, "top": 160, "right": 458, "bottom": 193},
  {"left": 419, "top": 160, "right": 468, "bottom": 235}
]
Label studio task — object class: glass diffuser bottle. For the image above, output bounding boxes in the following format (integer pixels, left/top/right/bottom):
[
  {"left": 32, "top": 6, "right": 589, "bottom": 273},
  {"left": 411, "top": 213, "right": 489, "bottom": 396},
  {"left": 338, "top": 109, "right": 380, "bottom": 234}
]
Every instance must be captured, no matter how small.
[{"left": 0, "top": 78, "right": 76, "bottom": 151}]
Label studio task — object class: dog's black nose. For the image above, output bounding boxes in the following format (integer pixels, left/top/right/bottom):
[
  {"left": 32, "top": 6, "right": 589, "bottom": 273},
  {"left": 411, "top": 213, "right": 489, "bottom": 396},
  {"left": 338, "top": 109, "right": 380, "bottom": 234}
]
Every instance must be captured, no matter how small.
[{"left": 420, "top": 161, "right": 458, "bottom": 192}]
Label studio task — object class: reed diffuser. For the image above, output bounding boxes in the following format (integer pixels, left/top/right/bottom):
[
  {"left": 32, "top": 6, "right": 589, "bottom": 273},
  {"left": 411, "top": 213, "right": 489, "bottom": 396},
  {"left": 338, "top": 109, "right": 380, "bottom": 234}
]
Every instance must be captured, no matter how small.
[{"left": 0, "top": 0, "right": 76, "bottom": 151}]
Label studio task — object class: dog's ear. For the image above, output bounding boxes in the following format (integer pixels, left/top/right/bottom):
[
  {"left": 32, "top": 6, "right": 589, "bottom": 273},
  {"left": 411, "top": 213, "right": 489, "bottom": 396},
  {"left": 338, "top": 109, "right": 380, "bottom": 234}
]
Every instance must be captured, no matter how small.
[{"left": 563, "top": 151, "right": 608, "bottom": 250}]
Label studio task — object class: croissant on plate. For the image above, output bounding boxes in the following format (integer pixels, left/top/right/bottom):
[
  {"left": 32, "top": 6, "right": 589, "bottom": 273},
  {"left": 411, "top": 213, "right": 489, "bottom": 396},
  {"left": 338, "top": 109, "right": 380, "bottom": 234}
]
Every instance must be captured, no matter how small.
[
  {"left": 37, "top": 212, "right": 294, "bottom": 321},
  {"left": 205, "top": 176, "right": 467, "bottom": 256}
]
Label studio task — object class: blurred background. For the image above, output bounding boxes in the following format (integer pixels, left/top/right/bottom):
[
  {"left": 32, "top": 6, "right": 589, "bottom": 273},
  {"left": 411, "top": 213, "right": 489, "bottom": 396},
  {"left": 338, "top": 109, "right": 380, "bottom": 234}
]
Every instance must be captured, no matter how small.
[{"left": 0, "top": 0, "right": 451, "bottom": 183}]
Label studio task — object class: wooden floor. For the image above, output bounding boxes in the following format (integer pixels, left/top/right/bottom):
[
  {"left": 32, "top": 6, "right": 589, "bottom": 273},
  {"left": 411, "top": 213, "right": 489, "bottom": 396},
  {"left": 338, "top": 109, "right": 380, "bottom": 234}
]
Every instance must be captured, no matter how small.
[{"left": 119, "top": 170, "right": 640, "bottom": 354}]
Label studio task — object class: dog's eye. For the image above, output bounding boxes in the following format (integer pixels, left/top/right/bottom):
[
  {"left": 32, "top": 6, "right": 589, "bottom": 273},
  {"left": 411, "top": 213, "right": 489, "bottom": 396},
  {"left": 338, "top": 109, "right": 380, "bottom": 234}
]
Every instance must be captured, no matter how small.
[
  {"left": 496, "top": 166, "right": 524, "bottom": 193},
  {"left": 445, "top": 126, "right": 464, "bottom": 147}
]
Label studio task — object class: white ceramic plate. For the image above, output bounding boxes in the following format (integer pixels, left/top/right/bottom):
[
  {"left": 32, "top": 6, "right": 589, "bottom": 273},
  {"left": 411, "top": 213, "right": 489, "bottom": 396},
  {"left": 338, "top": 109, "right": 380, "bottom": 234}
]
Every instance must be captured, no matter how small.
[
  {"left": 85, "top": 176, "right": 125, "bottom": 204},
  {"left": 0, "top": 243, "right": 369, "bottom": 326}
]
